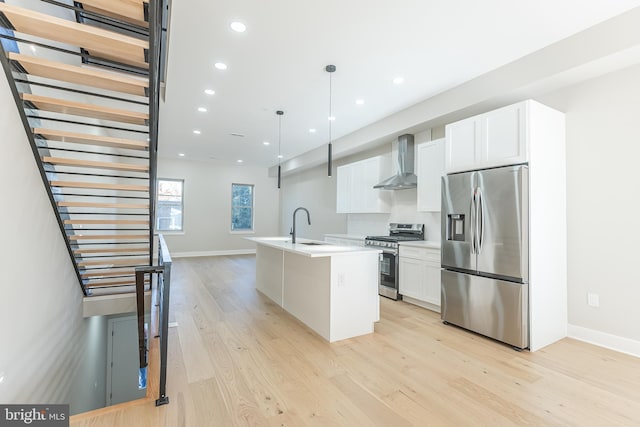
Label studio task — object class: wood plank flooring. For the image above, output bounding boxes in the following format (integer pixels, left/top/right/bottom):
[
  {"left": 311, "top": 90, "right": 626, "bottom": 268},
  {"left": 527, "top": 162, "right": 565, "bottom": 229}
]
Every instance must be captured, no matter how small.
[{"left": 71, "top": 255, "right": 640, "bottom": 426}]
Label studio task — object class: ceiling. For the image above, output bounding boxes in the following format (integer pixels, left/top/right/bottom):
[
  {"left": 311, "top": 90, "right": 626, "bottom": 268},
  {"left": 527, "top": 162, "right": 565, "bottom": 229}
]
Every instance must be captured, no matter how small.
[{"left": 158, "top": 0, "right": 640, "bottom": 168}]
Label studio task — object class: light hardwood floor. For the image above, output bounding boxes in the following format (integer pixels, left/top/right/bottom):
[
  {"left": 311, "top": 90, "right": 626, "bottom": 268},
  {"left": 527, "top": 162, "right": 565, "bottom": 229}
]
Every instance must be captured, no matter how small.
[{"left": 71, "top": 255, "right": 640, "bottom": 426}]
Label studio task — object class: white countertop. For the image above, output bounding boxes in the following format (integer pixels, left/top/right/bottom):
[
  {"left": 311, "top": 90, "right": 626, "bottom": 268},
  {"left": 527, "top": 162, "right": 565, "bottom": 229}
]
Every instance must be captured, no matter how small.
[
  {"left": 399, "top": 240, "right": 441, "bottom": 249},
  {"left": 247, "top": 236, "right": 381, "bottom": 258},
  {"left": 323, "top": 233, "right": 367, "bottom": 240}
]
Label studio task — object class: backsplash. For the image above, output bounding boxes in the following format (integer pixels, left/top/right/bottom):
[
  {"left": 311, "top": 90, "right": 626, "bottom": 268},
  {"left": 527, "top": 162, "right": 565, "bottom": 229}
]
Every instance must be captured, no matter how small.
[{"left": 347, "top": 188, "right": 441, "bottom": 240}]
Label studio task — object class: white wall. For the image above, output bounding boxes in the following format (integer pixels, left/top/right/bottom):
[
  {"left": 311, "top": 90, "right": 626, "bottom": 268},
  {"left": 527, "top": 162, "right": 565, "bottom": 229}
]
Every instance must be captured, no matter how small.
[
  {"left": 157, "top": 157, "right": 280, "bottom": 255},
  {"left": 538, "top": 63, "right": 640, "bottom": 350},
  {"left": 280, "top": 164, "right": 347, "bottom": 240},
  {"left": 0, "top": 65, "right": 106, "bottom": 413}
]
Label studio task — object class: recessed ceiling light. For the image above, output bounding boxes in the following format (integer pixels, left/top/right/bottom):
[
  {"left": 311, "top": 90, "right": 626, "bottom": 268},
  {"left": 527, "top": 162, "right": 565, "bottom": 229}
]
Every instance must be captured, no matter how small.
[
  {"left": 393, "top": 77, "right": 404, "bottom": 85},
  {"left": 355, "top": 99, "right": 364, "bottom": 105},
  {"left": 328, "top": 116, "right": 335, "bottom": 121},
  {"left": 263, "top": 141, "right": 270, "bottom": 146},
  {"left": 204, "top": 89, "right": 215, "bottom": 95},
  {"left": 230, "top": 21, "right": 246, "bottom": 33},
  {"left": 197, "top": 107, "right": 207, "bottom": 113},
  {"left": 277, "top": 155, "right": 284, "bottom": 159},
  {"left": 237, "top": 159, "right": 243, "bottom": 163},
  {"left": 193, "top": 130, "right": 201, "bottom": 135},
  {"left": 178, "top": 153, "right": 185, "bottom": 157},
  {"left": 309, "top": 128, "right": 316, "bottom": 133},
  {"left": 214, "top": 62, "right": 228, "bottom": 70}
]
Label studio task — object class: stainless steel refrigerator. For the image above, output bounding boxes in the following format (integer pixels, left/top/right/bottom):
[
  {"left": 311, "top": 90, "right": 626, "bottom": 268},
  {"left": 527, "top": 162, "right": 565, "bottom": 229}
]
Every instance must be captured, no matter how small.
[{"left": 441, "top": 164, "right": 529, "bottom": 349}]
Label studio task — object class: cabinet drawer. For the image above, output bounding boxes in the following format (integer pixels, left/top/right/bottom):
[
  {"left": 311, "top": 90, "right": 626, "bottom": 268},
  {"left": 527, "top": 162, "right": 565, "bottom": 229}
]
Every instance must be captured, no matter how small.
[{"left": 399, "top": 246, "right": 440, "bottom": 262}]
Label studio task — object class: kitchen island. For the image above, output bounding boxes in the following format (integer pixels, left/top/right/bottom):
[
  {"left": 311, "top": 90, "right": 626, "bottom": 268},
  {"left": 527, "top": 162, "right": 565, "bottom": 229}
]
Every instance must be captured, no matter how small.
[{"left": 247, "top": 237, "right": 381, "bottom": 342}]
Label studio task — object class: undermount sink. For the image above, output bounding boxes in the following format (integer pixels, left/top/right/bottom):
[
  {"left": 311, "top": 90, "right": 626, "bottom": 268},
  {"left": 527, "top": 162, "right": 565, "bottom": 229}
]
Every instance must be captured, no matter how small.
[{"left": 298, "top": 242, "right": 326, "bottom": 246}]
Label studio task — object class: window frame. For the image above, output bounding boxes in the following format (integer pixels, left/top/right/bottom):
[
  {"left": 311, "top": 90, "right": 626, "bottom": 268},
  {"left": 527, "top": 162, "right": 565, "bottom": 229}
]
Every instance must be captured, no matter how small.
[
  {"left": 230, "top": 183, "right": 255, "bottom": 234},
  {"left": 155, "top": 178, "right": 184, "bottom": 233}
]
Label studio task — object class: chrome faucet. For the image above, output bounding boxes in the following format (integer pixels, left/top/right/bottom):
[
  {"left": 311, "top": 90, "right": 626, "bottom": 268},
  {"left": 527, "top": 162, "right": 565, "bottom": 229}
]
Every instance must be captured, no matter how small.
[{"left": 291, "top": 207, "right": 311, "bottom": 244}]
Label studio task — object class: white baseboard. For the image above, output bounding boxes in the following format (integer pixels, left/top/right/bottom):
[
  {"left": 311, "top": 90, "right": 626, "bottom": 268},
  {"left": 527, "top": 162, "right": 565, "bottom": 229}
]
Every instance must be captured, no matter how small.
[
  {"left": 171, "top": 249, "right": 256, "bottom": 258},
  {"left": 568, "top": 324, "right": 640, "bottom": 358}
]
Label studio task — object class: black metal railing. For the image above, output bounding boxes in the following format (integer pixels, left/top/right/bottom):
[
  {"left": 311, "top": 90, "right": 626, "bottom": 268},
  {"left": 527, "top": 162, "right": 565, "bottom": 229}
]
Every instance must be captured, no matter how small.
[
  {"left": 147, "top": 0, "right": 169, "bottom": 265},
  {"left": 135, "top": 234, "right": 171, "bottom": 406}
]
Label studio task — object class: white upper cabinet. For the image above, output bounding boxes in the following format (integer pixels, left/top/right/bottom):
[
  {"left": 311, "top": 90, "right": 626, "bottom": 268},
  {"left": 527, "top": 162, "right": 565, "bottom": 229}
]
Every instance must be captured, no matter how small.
[
  {"left": 336, "top": 155, "right": 391, "bottom": 213},
  {"left": 417, "top": 138, "right": 445, "bottom": 212},
  {"left": 446, "top": 101, "right": 528, "bottom": 173}
]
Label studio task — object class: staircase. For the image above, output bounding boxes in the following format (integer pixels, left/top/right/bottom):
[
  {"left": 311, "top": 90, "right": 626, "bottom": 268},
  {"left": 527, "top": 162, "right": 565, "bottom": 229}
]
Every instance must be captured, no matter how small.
[{"left": 0, "top": 0, "right": 164, "bottom": 297}]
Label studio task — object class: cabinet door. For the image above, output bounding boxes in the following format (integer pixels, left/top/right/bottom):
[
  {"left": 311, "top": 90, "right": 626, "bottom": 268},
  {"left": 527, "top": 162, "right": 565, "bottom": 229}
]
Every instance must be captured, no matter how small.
[
  {"left": 358, "top": 157, "right": 383, "bottom": 212},
  {"left": 398, "top": 257, "right": 425, "bottom": 300},
  {"left": 336, "top": 164, "right": 352, "bottom": 213},
  {"left": 445, "top": 118, "right": 479, "bottom": 173},
  {"left": 339, "top": 156, "right": 390, "bottom": 213},
  {"left": 423, "top": 261, "right": 441, "bottom": 306},
  {"left": 481, "top": 103, "right": 527, "bottom": 167},
  {"left": 417, "top": 139, "right": 445, "bottom": 212}
]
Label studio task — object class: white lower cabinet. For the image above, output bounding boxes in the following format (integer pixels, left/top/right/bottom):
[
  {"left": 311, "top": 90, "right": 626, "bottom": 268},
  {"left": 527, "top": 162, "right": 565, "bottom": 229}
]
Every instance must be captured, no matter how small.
[{"left": 398, "top": 245, "right": 441, "bottom": 312}]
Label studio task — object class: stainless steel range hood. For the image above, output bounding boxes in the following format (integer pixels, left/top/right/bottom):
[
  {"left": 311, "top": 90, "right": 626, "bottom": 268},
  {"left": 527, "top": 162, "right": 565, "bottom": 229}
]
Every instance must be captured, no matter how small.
[{"left": 374, "top": 134, "right": 417, "bottom": 190}]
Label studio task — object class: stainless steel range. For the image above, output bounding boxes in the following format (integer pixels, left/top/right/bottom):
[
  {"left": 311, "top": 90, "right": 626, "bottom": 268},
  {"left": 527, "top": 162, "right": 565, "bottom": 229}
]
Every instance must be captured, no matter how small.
[{"left": 365, "top": 223, "right": 425, "bottom": 300}]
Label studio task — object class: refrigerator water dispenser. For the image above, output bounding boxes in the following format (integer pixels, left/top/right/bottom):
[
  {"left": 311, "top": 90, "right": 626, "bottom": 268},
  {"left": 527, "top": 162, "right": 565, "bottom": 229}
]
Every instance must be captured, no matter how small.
[{"left": 447, "top": 214, "right": 465, "bottom": 241}]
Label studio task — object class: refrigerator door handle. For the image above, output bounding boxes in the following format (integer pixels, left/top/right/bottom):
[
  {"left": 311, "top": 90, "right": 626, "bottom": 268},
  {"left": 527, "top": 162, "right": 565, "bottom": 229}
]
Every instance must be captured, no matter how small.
[
  {"left": 477, "top": 188, "right": 485, "bottom": 253},
  {"left": 470, "top": 189, "right": 476, "bottom": 254}
]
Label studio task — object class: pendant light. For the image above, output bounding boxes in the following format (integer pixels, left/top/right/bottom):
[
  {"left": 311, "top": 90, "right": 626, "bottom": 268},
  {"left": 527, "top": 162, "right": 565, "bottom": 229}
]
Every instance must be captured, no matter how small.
[
  {"left": 326, "top": 64, "right": 336, "bottom": 177},
  {"left": 276, "top": 110, "right": 284, "bottom": 189}
]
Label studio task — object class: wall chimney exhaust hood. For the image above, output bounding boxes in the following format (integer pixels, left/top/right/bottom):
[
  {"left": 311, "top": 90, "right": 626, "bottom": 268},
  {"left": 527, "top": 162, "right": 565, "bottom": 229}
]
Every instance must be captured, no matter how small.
[{"left": 374, "top": 134, "right": 417, "bottom": 190}]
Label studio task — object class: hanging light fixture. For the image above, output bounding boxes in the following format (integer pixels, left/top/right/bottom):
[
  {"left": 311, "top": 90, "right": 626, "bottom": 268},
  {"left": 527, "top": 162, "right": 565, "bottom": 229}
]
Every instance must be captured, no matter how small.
[
  {"left": 326, "top": 64, "right": 336, "bottom": 177},
  {"left": 276, "top": 110, "right": 284, "bottom": 189}
]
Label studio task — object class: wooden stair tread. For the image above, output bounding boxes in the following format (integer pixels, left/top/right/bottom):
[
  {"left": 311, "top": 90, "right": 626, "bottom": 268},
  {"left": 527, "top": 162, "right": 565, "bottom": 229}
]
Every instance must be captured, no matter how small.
[
  {"left": 78, "top": 257, "right": 148, "bottom": 267},
  {"left": 74, "top": 246, "right": 149, "bottom": 255},
  {"left": 79, "top": 0, "right": 149, "bottom": 28},
  {"left": 86, "top": 278, "right": 150, "bottom": 288},
  {"left": 22, "top": 94, "right": 148, "bottom": 125},
  {"left": 9, "top": 53, "right": 147, "bottom": 96},
  {"left": 65, "top": 219, "right": 149, "bottom": 225},
  {"left": 51, "top": 180, "right": 148, "bottom": 192},
  {"left": 81, "top": 269, "right": 138, "bottom": 278},
  {"left": 34, "top": 128, "right": 148, "bottom": 151},
  {"left": 58, "top": 201, "right": 148, "bottom": 209},
  {"left": 42, "top": 156, "right": 149, "bottom": 172},
  {"left": 0, "top": 3, "right": 148, "bottom": 69},
  {"left": 69, "top": 234, "right": 149, "bottom": 240}
]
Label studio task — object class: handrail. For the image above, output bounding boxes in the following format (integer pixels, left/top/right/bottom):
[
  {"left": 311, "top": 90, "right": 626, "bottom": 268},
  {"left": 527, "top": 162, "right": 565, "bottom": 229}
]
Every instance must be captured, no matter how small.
[
  {"left": 147, "top": 0, "right": 166, "bottom": 265},
  {"left": 134, "top": 234, "right": 171, "bottom": 406}
]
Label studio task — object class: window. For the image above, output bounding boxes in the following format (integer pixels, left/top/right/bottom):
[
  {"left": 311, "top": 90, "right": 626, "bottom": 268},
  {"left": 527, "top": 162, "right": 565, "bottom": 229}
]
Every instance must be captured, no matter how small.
[
  {"left": 156, "top": 179, "right": 183, "bottom": 232},
  {"left": 231, "top": 183, "right": 254, "bottom": 232}
]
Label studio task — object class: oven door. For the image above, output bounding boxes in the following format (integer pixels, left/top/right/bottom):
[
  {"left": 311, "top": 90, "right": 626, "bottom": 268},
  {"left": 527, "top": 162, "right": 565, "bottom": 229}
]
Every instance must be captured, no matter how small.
[{"left": 378, "top": 251, "right": 400, "bottom": 300}]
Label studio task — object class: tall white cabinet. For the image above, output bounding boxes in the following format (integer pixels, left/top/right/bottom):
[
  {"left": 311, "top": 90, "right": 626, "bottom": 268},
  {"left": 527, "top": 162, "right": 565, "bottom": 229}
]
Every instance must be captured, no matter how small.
[
  {"left": 417, "top": 138, "right": 445, "bottom": 212},
  {"left": 444, "top": 99, "right": 567, "bottom": 351}
]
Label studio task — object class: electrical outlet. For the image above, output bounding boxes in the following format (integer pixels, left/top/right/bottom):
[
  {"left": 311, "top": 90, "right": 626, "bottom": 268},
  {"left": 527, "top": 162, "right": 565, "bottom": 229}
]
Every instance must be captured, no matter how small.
[{"left": 587, "top": 292, "right": 599, "bottom": 307}]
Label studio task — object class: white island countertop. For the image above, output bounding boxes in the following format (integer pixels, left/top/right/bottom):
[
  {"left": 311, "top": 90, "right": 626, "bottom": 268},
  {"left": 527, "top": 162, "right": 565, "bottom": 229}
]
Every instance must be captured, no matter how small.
[{"left": 246, "top": 236, "right": 380, "bottom": 258}]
